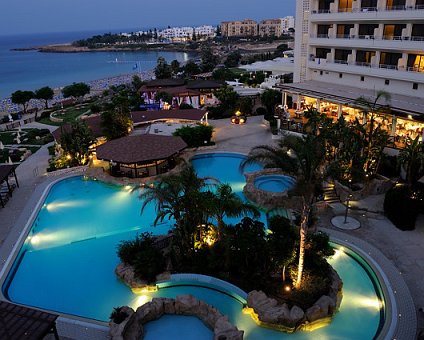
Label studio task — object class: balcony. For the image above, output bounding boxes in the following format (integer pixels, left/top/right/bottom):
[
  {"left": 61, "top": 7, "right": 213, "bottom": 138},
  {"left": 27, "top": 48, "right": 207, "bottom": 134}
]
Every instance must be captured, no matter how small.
[
  {"left": 308, "top": 57, "right": 424, "bottom": 82},
  {"left": 311, "top": 6, "right": 424, "bottom": 22},
  {"left": 309, "top": 34, "right": 424, "bottom": 51}
]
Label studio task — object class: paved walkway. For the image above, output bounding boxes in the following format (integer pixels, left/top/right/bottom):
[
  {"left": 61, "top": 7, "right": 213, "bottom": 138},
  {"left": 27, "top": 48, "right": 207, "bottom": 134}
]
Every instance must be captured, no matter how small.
[{"left": 0, "top": 116, "right": 423, "bottom": 338}]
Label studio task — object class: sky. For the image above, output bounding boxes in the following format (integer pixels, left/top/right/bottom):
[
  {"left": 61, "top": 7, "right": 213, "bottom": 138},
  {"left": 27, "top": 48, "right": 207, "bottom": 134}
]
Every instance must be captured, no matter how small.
[{"left": 0, "top": 0, "right": 295, "bottom": 35}]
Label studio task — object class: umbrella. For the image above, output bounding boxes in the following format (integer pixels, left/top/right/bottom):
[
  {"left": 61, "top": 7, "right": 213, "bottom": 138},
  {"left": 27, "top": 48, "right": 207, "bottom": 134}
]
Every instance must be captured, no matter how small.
[
  {"left": 0, "top": 141, "right": 3, "bottom": 150},
  {"left": 8, "top": 157, "right": 12, "bottom": 164},
  {"left": 16, "top": 136, "right": 21, "bottom": 144},
  {"left": 18, "top": 126, "right": 22, "bottom": 132}
]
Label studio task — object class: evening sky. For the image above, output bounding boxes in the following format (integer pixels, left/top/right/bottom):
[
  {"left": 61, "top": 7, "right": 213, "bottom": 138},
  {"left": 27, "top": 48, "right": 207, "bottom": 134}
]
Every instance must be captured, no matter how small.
[{"left": 0, "top": 0, "right": 295, "bottom": 36}]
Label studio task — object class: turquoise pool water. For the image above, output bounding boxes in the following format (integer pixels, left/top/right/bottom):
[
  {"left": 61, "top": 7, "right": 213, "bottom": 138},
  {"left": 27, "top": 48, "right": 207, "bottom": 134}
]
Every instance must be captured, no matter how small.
[
  {"left": 2, "top": 153, "right": 384, "bottom": 339},
  {"left": 254, "top": 175, "right": 295, "bottom": 193}
]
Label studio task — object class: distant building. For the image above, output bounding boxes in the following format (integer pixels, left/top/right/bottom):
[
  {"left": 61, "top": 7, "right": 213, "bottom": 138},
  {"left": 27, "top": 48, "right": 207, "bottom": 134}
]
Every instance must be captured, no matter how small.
[
  {"left": 258, "top": 19, "right": 282, "bottom": 37},
  {"left": 221, "top": 19, "right": 258, "bottom": 37},
  {"left": 194, "top": 25, "right": 216, "bottom": 39},
  {"left": 281, "top": 16, "right": 295, "bottom": 33},
  {"left": 159, "top": 26, "right": 194, "bottom": 42}
]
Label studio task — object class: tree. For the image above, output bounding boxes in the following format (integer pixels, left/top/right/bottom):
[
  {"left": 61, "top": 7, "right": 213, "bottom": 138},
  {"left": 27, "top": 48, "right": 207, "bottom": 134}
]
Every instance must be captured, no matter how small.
[
  {"left": 183, "top": 60, "right": 200, "bottom": 77},
  {"left": 173, "top": 124, "right": 214, "bottom": 147},
  {"left": 154, "top": 57, "right": 172, "bottom": 79},
  {"left": 207, "top": 183, "right": 259, "bottom": 239},
  {"left": 101, "top": 110, "right": 132, "bottom": 140},
  {"left": 200, "top": 46, "right": 219, "bottom": 72},
  {"left": 398, "top": 136, "right": 424, "bottom": 189},
  {"left": 241, "top": 134, "right": 327, "bottom": 288},
  {"left": 11, "top": 90, "right": 35, "bottom": 114},
  {"left": 131, "top": 75, "right": 143, "bottom": 91},
  {"left": 170, "top": 60, "right": 181, "bottom": 77},
  {"left": 213, "top": 85, "right": 240, "bottom": 110},
  {"left": 138, "top": 165, "right": 214, "bottom": 254},
  {"left": 260, "top": 89, "right": 282, "bottom": 115},
  {"left": 35, "top": 86, "right": 54, "bottom": 110},
  {"left": 60, "top": 121, "right": 94, "bottom": 166},
  {"left": 224, "top": 51, "right": 242, "bottom": 68},
  {"left": 62, "top": 82, "right": 90, "bottom": 101},
  {"left": 353, "top": 90, "right": 391, "bottom": 176}
]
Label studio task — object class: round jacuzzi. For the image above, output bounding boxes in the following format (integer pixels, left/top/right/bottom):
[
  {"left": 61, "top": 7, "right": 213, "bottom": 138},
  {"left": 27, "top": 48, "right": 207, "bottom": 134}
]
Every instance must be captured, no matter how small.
[{"left": 254, "top": 175, "right": 295, "bottom": 193}]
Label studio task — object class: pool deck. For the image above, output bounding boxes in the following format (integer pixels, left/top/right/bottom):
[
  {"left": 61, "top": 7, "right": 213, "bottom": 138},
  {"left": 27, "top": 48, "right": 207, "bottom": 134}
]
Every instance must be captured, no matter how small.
[{"left": 0, "top": 116, "right": 422, "bottom": 339}]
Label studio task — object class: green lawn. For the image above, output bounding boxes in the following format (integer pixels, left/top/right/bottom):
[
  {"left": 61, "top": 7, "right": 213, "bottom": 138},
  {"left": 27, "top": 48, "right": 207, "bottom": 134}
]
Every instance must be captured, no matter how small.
[
  {"left": 37, "top": 105, "right": 92, "bottom": 126},
  {"left": 0, "top": 129, "right": 53, "bottom": 145},
  {"left": 0, "top": 132, "right": 17, "bottom": 144}
]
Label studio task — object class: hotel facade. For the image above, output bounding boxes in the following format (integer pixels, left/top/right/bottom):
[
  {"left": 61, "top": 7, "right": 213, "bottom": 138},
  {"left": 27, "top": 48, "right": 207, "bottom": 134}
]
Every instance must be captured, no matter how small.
[{"left": 277, "top": 0, "right": 424, "bottom": 148}]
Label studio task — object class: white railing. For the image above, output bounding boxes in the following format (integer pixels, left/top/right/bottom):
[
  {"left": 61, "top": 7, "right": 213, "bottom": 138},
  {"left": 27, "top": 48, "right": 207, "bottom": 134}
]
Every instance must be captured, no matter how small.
[{"left": 312, "top": 4, "right": 421, "bottom": 13}]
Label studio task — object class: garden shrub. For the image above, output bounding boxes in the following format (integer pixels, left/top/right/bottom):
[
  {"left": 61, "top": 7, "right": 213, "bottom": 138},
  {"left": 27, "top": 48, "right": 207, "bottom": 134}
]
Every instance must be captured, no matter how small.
[
  {"left": 179, "top": 103, "right": 193, "bottom": 110},
  {"left": 173, "top": 124, "right": 214, "bottom": 148},
  {"left": 117, "top": 232, "right": 166, "bottom": 283},
  {"left": 256, "top": 107, "right": 267, "bottom": 116},
  {"left": 384, "top": 186, "right": 419, "bottom": 230}
]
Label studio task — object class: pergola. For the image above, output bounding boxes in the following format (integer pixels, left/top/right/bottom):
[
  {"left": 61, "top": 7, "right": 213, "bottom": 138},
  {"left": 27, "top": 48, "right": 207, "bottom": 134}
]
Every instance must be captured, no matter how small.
[
  {"left": 96, "top": 135, "right": 187, "bottom": 178},
  {"left": 0, "top": 164, "right": 19, "bottom": 208}
]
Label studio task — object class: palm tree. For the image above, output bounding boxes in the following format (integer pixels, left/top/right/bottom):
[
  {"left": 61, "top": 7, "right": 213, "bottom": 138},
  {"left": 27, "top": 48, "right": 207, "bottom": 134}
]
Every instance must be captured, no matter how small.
[
  {"left": 354, "top": 90, "right": 391, "bottom": 175},
  {"left": 398, "top": 136, "right": 424, "bottom": 189},
  {"left": 138, "top": 165, "right": 214, "bottom": 253},
  {"left": 207, "top": 183, "right": 260, "bottom": 239},
  {"left": 241, "top": 134, "right": 326, "bottom": 289}
]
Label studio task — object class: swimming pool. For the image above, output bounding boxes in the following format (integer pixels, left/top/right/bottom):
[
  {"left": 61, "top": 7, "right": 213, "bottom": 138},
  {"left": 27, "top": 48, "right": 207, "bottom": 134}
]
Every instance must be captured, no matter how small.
[
  {"left": 254, "top": 174, "right": 295, "bottom": 193},
  {"left": 2, "top": 152, "right": 385, "bottom": 339}
]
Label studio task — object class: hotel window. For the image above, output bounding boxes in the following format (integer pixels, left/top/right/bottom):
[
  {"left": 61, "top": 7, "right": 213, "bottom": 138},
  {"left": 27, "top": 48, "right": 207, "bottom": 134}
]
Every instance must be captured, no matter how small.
[
  {"left": 385, "top": 79, "right": 390, "bottom": 85},
  {"left": 336, "top": 24, "right": 354, "bottom": 38},
  {"left": 317, "top": 24, "right": 332, "bottom": 38},
  {"left": 339, "top": 0, "right": 353, "bottom": 11},
  {"left": 361, "top": 0, "right": 377, "bottom": 10},
  {"left": 318, "top": 0, "right": 332, "bottom": 12},
  {"left": 361, "top": 76, "right": 365, "bottom": 81},
  {"left": 413, "top": 83, "right": 418, "bottom": 90},
  {"left": 386, "top": 0, "right": 406, "bottom": 10},
  {"left": 315, "top": 48, "right": 331, "bottom": 59},
  {"left": 339, "top": 73, "right": 343, "bottom": 78},
  {"left": 416, "top": 0, "right": 424, "bottom": 9},
  {"left": 358, "top": 24, "right": 379, "bottom": 38},
  {"left": 356, "top": 50, "right": 375, "bottom": 66},
  {"left": 380, "top": 52, "right": 402, "bottom": 69},
  {"left": 407, "top": 54, "right": 424, "bottom": 72},
  {"left": 411, "top": 24, "right": 424, "bottom": 41},
  {"left": 320, "top": 71, "right": 323, "bottom": 75},
  {"left": 334, "top": 49, "right": 352, "bottom": 64},
  {"left": 383, "top": 24, "right": 406, "bottom": 40}
]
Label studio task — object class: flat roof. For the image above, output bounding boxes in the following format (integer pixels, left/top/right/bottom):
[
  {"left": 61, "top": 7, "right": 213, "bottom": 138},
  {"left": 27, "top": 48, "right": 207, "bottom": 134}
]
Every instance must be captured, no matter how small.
[
  {"left": 131, "top": 109, "right": 206, "bottom": 124},
  {"left": 276, "top": 80, "right": 424, "bottom": 116},
  {"left": 96, "top": 134, "right": 187, "bottom": 164}
]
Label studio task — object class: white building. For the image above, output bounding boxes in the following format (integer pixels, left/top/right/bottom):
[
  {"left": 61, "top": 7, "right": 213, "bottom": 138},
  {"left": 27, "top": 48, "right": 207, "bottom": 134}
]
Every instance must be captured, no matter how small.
[
  {"left": 281, "top": 16, "right": 295, "bottom": 33},
  {"left": 159, "top": 27, "right": 194, "bottom": 41},
  {"left": 194, "top": 25, "right": 216, "bottom": 39},
  {"left": 277, "top": 0, "right": 424, "bottom": 148}
]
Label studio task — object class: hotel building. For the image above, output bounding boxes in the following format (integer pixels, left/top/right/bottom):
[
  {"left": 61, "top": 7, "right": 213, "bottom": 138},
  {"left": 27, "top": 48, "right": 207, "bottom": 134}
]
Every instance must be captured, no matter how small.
[
  {"left": 259, "top": 19, "right": 283, "bottom": 37},
  {"left": 277, "top": 0, "right": 424, "bottom": 148},
  {"left": 221, "top": 19, "right": 258, "bottom": 37}
]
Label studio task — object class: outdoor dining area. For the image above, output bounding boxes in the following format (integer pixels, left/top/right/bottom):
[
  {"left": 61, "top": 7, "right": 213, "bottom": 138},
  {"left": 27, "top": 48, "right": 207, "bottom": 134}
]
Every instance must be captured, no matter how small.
[
  {"left": 95, "top": 134, "right": 187, "bottom": 178},
  {"left": 0, "top": 164, "right": 19, "bottom": 208}
]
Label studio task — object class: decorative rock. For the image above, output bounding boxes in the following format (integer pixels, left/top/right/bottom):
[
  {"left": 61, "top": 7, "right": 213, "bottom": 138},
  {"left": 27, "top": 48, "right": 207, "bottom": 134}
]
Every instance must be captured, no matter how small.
[
  {"left": 289, "top": 305, "right": 304, "bottom": 324},
  {"left": 109, "top": 295, "right": 244, "bottom": 340},
  {"left": 306, "top": 304, "right": 327, "bottom": 323},
  {"left": 115, "top": 262, "right": 147, "bottom": 290}
]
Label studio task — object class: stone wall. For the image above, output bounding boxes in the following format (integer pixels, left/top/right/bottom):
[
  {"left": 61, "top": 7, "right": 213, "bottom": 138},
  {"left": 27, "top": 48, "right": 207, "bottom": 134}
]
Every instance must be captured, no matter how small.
[
  {"left": 243, "top": 169, "right": 301, "bottom": 210},
  {"left": 246, "top": 268, "right": 343, "bottom": 332},
  {"left": 335, "top": 175, "right": 393, "bottom": 202},
  {"left": 109, "top": 295, "right": 244, "bottom": 340}
]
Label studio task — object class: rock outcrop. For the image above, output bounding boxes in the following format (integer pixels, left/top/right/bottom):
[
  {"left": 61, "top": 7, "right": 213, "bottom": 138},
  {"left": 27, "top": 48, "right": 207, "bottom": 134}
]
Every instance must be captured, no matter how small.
[
  {"left": 246, "top": 268, "right": 343, "bottom": 332},
  {"left": 109, "top": 295, "right": 244, "bottom": 340}
]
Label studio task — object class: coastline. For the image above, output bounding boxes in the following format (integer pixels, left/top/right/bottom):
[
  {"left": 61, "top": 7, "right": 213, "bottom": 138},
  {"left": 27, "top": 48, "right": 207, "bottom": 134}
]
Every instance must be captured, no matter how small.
[
  {"left": 0, "top": 70, "right": 154, "bottom": 115},
  {"left": 11, "top": 43, "right": 197, "bottom": 54}
]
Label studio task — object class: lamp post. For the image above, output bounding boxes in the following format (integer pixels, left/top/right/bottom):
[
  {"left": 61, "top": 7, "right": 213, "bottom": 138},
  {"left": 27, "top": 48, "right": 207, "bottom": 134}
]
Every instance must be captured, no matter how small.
[{"left": 344, "top": 179, "right": 352, "bottom": 223}]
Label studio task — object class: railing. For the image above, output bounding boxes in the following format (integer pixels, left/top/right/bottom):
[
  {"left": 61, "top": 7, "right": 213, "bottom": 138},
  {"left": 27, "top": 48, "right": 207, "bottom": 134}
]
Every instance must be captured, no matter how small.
[
  {"left": 411, "top": 36, "right": 424, "bottom": 41},
  {"left": 354, "top": 61, "right": 372, "bottom": 67},
  {"left": 382, "top": 35, "right": 403, "bottom": 40},
  {"left": 334, "top": 59, "right": 349, "bottom": 64},
  {"left": 312, "top": 5, "right": 420, "bottom": 13},
  {"left": 336, "top": 34, "right": 350, "bottom": 39},
  {"left": 407, "top": 66, "right": 424, "bottom": 72},
  {"left": 379, "top": 64, "right": 398, "bottom": 70}
]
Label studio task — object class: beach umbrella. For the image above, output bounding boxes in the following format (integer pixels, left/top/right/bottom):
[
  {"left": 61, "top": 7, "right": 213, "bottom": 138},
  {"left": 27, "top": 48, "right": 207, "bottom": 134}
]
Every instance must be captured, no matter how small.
[
  {"left": 18, "top": 126, "right": 22, "bottom": 132},
  {"left": 16, "top": 136, "right": 21, "bottom": 144},
  {"left": 8, "top": 114, "right": 13, "bottom": 122},
  {"left": 0, "top": 141, "right": 3, "bottom": 150},
  {"left": 8, "top": 157, "right": 12, "bottom": 164}
]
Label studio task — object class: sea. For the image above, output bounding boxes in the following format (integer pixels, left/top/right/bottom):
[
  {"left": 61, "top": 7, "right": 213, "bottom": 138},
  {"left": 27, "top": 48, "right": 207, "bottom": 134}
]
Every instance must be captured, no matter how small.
[{"left": 0, "top": 30, "right": 192, "bottom": 100}]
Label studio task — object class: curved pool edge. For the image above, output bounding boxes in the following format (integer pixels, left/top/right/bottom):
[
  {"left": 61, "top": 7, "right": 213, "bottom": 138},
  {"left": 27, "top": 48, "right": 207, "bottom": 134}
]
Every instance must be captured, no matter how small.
[{"left": 322, "top": 228, "right": 417, "bottom": 340}]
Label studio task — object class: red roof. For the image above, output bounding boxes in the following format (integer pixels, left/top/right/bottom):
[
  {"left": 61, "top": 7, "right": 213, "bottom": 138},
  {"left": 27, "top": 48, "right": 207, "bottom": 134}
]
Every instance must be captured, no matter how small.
[
  {"left": 131, "top": 109, "right": 206, "bottom": 124},
  {"left": 96, "top": 134, "right": 187, "bottom": 164}
]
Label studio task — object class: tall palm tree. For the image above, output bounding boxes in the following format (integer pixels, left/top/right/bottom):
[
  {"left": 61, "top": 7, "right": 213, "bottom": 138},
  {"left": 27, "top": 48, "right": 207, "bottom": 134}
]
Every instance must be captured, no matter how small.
[
  {"left": 207, "top": 183, "right": 260, "bottom": 239},
  {"left": 138, "top": 165, "right": 214, "bottom": 252},
  {"left": 398, "top": 136, "right": 424, "bottom": 189},
  {"left": 354, "top": 90, "right": 391, "bottom": 175},
  {"left": 241, "top": 134, "right": 326, "bottom": 289}
]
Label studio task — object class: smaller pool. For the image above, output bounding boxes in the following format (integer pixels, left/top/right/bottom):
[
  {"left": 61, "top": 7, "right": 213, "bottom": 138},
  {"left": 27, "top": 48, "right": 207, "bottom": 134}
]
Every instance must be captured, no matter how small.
[{"left": 254, "top": 175, "right": 295, "bottom": 193}]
